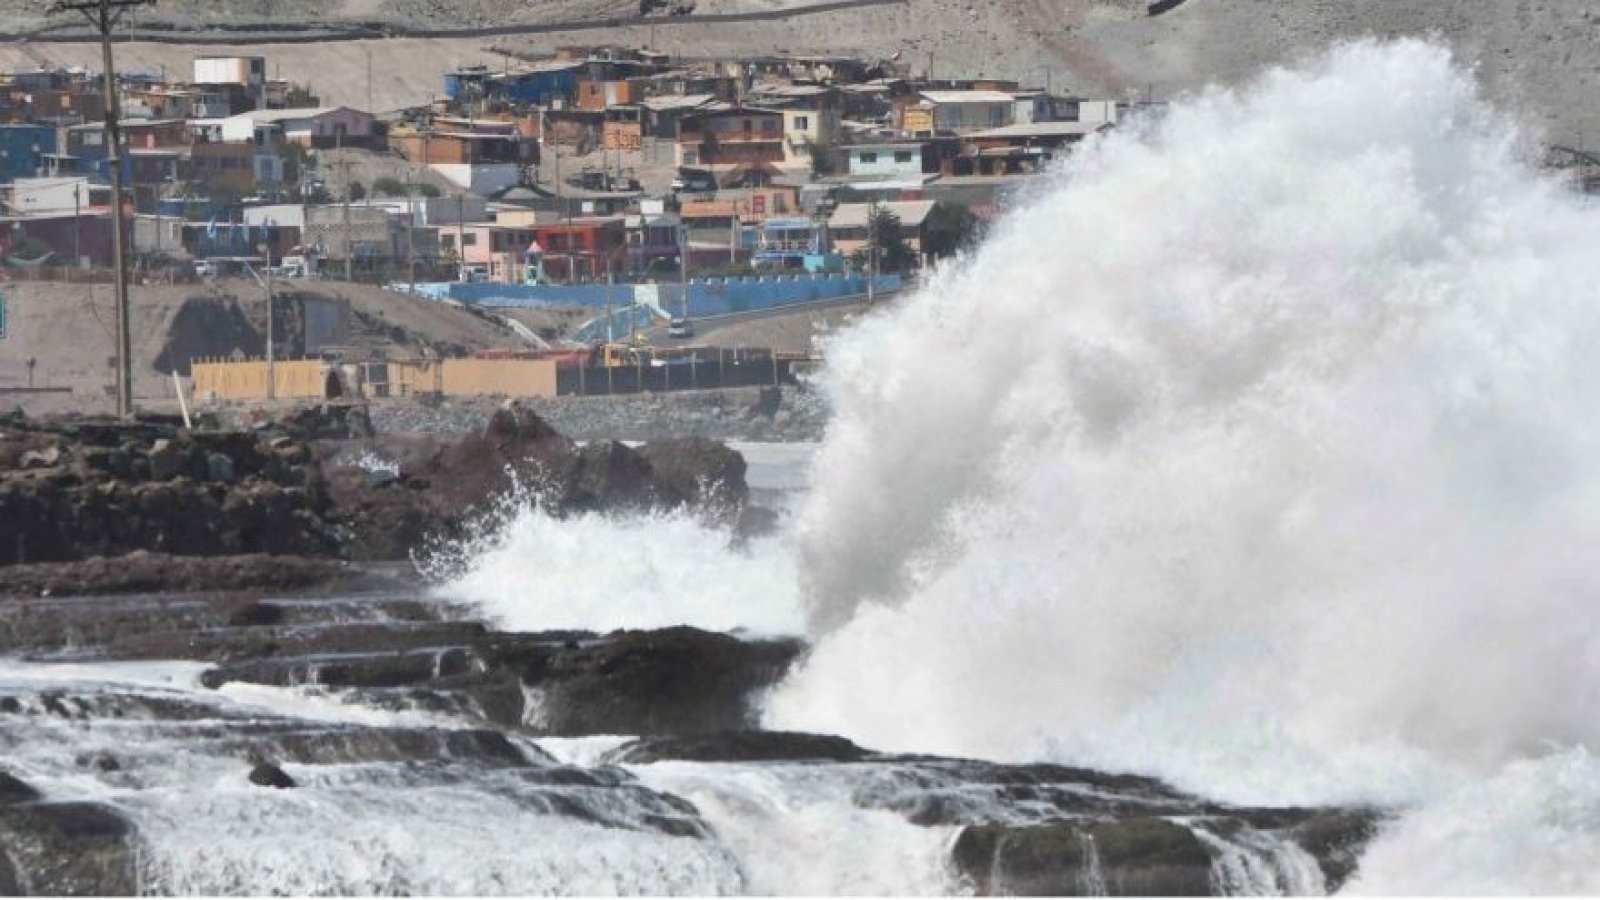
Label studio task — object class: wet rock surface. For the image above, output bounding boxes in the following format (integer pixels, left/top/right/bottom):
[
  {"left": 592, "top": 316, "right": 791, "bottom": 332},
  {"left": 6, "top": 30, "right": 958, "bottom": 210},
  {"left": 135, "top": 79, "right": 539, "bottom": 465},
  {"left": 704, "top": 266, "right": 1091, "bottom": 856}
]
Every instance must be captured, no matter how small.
[
  {"left": 0, "top": 407, "right": 1386, "bottom": 895},
  {"left": 0, "top": 581, "right": 1386, "bottom": 895}
]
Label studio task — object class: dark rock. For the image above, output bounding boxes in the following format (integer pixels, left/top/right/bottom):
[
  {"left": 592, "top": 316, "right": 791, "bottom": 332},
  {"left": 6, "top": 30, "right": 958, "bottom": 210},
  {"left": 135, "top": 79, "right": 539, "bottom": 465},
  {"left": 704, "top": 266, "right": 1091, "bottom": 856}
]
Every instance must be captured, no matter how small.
[
  {"left": 206, "top": 452, "right": 236, "bottom": 483},
  {"left": 953, "top": 818, "right": 1214, "bottom": 896},
  {"left": 0, "top": 801, "right": 137, "bottom": 895},
  {"left": 635, "top": 437, "right": 749, "bottom": 517},
  {"left": 147, "top": 438, "right": 185, "bottom": 481},
  {"left": 225, "top": 600, "right": 288, "bottom": 628},
  {"left": 0, "top": 416, "right": 335, "bottom": 564},
  {"left": 0, "top": 771, "right": 39, "bottom": 805},
  {"left": 0, "top": 553, "right": 353, "bottom": 601},
  {"left": 322, "top": 403, "right": 752, "bottom": 560},
  {"left": 248, "top": 763, "right": 296, "bottom": 789},
  {"left": 608, "top": 730, "right": 871, "bottom": 765},
  {"left": 1276, "top": 808, "right": 1385, "bottom": 892},
  {"left": 484, "top": 627, "right": 803, "bottom": 736}
]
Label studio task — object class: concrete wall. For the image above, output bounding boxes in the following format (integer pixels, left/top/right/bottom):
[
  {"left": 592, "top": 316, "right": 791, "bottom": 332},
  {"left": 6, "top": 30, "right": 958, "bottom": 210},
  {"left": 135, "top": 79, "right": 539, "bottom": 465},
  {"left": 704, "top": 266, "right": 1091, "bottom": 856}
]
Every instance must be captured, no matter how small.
[
  {"left": 429, "top": 273, "right": 903, "bottom": 317},
  {"left": 191, "top": 359, "right": 329, "bottom": 400}
]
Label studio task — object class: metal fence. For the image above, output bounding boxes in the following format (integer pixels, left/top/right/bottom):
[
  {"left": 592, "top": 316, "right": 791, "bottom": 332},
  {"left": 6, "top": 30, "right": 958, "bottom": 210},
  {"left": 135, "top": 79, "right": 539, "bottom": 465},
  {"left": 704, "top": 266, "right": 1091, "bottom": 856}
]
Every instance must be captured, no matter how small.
[{"left": 556, "top": 355, "right": 796, "bottom": 396}]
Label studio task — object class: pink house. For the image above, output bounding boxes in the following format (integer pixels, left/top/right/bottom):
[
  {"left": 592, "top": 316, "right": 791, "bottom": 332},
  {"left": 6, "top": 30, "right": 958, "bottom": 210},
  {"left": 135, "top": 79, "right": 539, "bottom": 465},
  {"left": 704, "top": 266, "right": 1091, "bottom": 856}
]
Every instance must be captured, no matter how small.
[{"left": 440, "top": 223, "right": 538, "bottom": 283}]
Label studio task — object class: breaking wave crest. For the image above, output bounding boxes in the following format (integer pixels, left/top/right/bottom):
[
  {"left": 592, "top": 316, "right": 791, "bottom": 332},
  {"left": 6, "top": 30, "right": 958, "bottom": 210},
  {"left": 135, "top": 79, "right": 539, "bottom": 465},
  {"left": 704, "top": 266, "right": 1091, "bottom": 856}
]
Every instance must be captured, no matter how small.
[{"left": 425, "top": 479, "right": 804, "bottom": 635}]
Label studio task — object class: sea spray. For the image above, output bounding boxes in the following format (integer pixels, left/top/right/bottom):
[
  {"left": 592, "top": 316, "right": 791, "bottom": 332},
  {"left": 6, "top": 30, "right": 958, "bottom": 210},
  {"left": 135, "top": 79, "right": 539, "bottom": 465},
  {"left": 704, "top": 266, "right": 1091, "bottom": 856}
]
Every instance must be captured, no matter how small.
[
  {"left": 761, "top": 38, "right": 1600, "bottom": 885},
  {"left": 424, "top": 473, "right": 805, "bottom": 635}
]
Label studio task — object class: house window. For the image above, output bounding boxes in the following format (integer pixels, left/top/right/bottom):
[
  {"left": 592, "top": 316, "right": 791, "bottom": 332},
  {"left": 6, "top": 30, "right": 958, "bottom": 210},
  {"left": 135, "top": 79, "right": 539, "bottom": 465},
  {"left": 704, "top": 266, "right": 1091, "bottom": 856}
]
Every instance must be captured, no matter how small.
[
  {"left": 794, "top": 115, "right": 809, "bottom": 131},
  {"left": 989, "top": 107, "right": 1006, "bottom": 126},
  {"left": 461, "top": 233, "right": 478, "bottom": 246},
  {"left": 894, "top": 150, "right": 913, "bottom": 163},
  {"left": 859, "top": 151, "right": 878, "bottom": 164},
  {"left": 441, "top": 234, "right": 455, "bottom": 249}
]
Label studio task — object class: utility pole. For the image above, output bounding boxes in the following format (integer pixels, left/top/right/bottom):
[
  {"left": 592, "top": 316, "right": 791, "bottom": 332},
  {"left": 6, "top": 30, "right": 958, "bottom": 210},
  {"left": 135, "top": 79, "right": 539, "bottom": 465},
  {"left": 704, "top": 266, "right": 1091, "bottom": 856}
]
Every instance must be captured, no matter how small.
[
  {"left": 677, "top": 221, "right": 690, "bottom": 320},
  {"left": 337, "top": 130, "right": 352, "bottom": 282},
  {"left": 456, "top": 193, "right": 466, "bottom": 281},
  {"left": 405, "top": 174, "right": 416, "bottom": 294},
  {"left": 866, "top": 205, "right": 880, "bottom": 301},
  {"left": 51, "top": 0, "right": 152, "bottom": 419}
]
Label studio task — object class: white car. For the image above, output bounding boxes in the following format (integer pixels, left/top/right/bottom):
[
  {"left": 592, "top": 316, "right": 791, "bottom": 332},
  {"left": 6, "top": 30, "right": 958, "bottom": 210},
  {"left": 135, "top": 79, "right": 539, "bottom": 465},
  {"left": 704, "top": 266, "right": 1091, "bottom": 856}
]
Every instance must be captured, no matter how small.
[
  {"left": 667, "top": 317, "right": 695, "bottom": 338},
  {"left": 193, "top": 260, "right": 215, "bottom": 277}
]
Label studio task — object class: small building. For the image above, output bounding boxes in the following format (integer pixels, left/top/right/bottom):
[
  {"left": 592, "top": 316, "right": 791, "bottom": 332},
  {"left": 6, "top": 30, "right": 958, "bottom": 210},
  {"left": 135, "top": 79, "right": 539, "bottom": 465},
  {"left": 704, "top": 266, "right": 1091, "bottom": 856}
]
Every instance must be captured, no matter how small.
[
  {"left": 601, "top": 106, "right": 644, "bottom": 151},
  {"left": 222, "top": 107, "right": 376, "bottom": 149},
  {"left": 900, "top": 90, "right": 1015, "bottom": 137},
  {"left": 622, "top": 206, "right": 681, "bottom": 278},
  {"left": 441, "top": 223, "right": 539, "bottom": 283},
  {"left": 827, "top": 199, "right": 937, "bottom": 259},
  {"left": 0, "top": 125, "right": 56, "bottom": 182},
  {"left": 189, "top": 141, "right": 261, "bottom": 194},
  {"left": 676, "top": 108, "right": 784, "bottom": 168},
  {"left": 1, "top": 208, "right": 115, "bottom": 267},
  {"left": 957, "top": 121, "right": 1110, "bottom": 175},
  {"left": 193, "top": 55, "right": 267, "bottom": 110},
  {"left": 530, "top": 217, "right": 628, "bottom": 282},
  {"left": 845, "top": 142, "right": 935, "bottom": 179},
  {"left": 447, "top": 61, "right": 583, "bottom": 108},
  {"left": 752, "top": 216, "right": 833, "bottom": 271},
  {"left": 639, "top": 94, "right": 720, "bottom": 140},
  {"left": 121, "top": 118, "right": 189, "bottom": 150},
  {"left": 576, "top": 78, "right": 643, "bottom": 111}
]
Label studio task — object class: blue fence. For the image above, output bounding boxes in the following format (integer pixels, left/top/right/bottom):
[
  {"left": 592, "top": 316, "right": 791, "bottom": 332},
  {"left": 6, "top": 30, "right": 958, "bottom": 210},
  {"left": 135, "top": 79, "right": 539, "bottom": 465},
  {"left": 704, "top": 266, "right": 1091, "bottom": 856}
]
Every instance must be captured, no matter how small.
[{"left": 413, "top": 273, "right": 903, "bottom": 318}]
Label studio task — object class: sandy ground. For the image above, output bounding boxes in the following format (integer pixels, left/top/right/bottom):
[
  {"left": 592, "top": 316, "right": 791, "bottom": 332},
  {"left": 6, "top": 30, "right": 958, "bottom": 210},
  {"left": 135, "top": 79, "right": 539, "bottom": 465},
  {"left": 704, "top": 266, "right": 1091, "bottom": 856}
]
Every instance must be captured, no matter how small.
[{"left": 0, "top": 278, "right": 528, "bottom": 416}]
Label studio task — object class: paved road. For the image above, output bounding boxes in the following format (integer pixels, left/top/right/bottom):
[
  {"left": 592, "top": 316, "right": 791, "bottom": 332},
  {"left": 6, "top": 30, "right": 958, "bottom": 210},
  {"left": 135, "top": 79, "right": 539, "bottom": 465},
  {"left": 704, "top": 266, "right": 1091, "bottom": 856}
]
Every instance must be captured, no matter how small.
[{"left": 640, "top": 290, "right": 903, "bottom": 352}]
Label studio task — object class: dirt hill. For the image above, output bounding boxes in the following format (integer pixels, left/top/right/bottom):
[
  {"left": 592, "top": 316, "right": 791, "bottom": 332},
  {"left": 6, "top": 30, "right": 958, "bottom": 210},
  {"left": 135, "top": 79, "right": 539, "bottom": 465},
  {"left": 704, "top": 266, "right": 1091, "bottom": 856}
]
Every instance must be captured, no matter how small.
[{"left": 0, "top": 278, "right": 533, "bottom": 416}]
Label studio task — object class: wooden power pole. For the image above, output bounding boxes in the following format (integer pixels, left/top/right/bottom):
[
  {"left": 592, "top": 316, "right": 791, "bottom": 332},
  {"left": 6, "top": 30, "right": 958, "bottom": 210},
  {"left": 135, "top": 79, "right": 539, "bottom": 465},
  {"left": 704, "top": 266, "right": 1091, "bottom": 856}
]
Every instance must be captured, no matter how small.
[{"left": 51, "top": 0, "right": 152, "bottom": 418}]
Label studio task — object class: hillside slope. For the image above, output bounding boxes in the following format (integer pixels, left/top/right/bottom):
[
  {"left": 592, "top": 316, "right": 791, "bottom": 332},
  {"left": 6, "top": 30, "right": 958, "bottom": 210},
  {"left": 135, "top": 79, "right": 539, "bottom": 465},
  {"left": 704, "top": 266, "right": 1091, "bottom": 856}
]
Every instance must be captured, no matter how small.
[{"left": 0, "top": 1, "right": 1591, "bottom": 141}]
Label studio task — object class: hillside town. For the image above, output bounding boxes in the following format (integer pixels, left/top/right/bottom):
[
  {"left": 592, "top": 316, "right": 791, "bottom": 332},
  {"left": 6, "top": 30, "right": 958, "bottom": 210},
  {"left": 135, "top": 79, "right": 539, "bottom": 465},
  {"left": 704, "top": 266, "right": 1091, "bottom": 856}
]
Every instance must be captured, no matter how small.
[{"left": 0, "top": 46, "right": 1152, "bottom": 289}]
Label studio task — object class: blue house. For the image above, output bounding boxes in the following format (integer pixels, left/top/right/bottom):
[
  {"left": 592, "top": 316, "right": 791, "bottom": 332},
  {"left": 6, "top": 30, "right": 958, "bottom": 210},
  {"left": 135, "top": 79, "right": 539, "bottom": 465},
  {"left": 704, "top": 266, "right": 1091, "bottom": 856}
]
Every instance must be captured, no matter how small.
[
  {"left": 0, "top": 125, "right": 57, "bottom": 183},
  {"left": 445, "top": 61, "right": 581, "bottom": 107}
]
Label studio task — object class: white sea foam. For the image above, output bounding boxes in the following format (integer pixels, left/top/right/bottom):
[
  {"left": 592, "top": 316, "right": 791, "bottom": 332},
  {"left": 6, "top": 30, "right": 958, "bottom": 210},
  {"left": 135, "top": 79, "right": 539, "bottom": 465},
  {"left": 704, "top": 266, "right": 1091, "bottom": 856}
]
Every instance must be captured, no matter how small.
[
  {"left": 428, "top": 496, "right": 804, "bottom": 635},
  {"left": 422, "top": 38, "right": 1600, "bottom": 890}
]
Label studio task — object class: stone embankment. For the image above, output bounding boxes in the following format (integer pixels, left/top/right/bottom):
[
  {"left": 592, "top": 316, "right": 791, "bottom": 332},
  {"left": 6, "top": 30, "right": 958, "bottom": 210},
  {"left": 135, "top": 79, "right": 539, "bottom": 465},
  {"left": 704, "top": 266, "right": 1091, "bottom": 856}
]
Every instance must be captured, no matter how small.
[{"left": 362, "top": 385, "right": 829, "bottom": 442}]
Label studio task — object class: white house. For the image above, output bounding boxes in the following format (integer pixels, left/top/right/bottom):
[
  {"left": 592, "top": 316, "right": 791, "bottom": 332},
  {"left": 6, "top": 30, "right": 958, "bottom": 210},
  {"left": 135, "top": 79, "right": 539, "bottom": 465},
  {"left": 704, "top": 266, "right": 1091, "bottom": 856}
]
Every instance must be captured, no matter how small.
[
  {"left": 903, "top": 91, "right": 1015, "bottom": 136},
  {"left": 845, "top": 142, "right": 929, "bottom": 179},
  {"left": 221, "top": 107, "right": 376, "bottom": 147}
]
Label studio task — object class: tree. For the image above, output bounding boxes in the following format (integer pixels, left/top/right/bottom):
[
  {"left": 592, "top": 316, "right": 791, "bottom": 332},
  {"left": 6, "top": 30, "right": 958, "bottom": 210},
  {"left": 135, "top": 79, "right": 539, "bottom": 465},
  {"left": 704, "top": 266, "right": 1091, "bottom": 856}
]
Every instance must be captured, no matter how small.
[
  {"left": 418, "top": 183, "right": 442, "bottom": 198},
  {"left": 347, "top": 181, "right": 368, "bottom": 201},
  {"left": 921, "top": 201, "right": 980, "bottom": 259},
  {"left": 865, "top": 204, "right": 915, "bottom": 274}
]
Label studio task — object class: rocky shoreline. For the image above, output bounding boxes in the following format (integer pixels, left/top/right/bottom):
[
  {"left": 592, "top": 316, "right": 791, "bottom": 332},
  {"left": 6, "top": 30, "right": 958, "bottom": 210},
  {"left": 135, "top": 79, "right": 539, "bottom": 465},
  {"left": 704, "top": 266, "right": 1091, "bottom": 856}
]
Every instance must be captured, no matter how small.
[
  {"left": 0, "top": 401, "right": 763, "bottom": 579},
  {"left": 0, "top": 404, "right": 1386, "bottom": 895},
  {"left": 0, "top": 579, "right": 1384, "bottom": 895}
]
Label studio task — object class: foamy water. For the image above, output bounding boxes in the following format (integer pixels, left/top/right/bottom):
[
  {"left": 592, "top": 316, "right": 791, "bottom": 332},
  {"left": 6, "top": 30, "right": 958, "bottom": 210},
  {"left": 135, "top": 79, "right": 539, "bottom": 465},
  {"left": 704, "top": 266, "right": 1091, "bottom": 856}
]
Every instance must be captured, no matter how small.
[{"left": 431, "top": 40, "right": 1600, "bottom": 891}]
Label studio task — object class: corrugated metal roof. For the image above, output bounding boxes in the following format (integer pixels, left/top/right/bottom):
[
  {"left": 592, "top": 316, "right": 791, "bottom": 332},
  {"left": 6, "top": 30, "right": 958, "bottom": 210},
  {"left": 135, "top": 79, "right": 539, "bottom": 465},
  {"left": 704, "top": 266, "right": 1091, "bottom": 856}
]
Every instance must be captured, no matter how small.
[
  {"left": 919, "top": 90, "right": 1015, "bottom": 105},
  {"left": 966, "top": 121, "right": 1107, "bottom": 139},
  {"left": 640, "top": 93, "right": 716, "bottom": 112}
]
